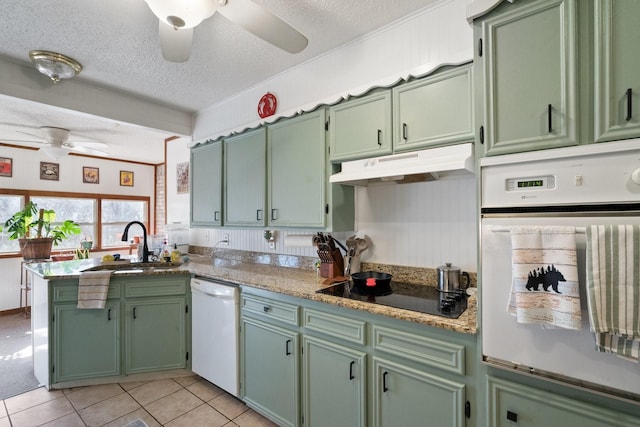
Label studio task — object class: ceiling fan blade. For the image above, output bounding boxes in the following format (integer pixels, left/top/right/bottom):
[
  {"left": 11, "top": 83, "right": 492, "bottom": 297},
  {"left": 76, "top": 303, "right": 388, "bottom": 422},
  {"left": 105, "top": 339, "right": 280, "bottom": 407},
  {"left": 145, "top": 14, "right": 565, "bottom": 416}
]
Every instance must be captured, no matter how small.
[
  {"left": 68, "top": 140, "right": 110, "bottom": 149},
  {"left": 62, "top": 145, "right": 110, "bottom": 157},
  {"left": 159, "top": 21, "right": 193, "bottom": 62},
  {"left": 218, "top": 0, "right": 308, "bottom": 54},
  {"left": 17, "top": 130, "right": 47, "bottom": 141},
  {"left": 0, "top": 138, "right": 47, "bottom": 144}
]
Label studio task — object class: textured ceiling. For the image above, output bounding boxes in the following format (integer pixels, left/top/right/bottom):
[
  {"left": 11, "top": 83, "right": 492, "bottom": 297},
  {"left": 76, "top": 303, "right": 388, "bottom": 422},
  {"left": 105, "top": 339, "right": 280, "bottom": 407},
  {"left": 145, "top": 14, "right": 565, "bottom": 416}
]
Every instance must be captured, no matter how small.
[{"left": 0, "top": 0, "right": 444, "bottom": 163}]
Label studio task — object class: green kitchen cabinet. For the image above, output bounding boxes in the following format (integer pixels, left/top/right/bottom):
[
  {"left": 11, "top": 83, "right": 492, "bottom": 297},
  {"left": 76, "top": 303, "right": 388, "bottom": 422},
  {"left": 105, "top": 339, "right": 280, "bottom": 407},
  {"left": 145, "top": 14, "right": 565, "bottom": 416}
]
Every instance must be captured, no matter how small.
[
  {"left": 52, "top": 301, "right": 120, "bottom": 383},
  {"left": 267, "top": 110, "right": 327, "bottom": 228},
  {"left": 475, "top": 0, "right": 578, "bottom": 156},
  {"left": 224, "top": 128, "right": 266, "bottom": 226},
  {"left": 329, "top": 90, "right": 393, "bottom": 162},
  {"left": 594, "top": 0, "right": 640, "bottom": 142},
  {"left": 488, "top": 377, "right": 640, "bottom": 426},
  {"left": 124, "top": 297, "right": 187, "bottom": 374},
  {"left": 393, "top": 64, "right": 474, "bottom": 153},
  {"left": 241, "top": 317, "right": 300, "bottom": 427},
  {"left": 372, "top": 357, "right": 466, "bottom": 427},
  {"left": 190, "top": 140, "right": 223, "bottom": 227}
]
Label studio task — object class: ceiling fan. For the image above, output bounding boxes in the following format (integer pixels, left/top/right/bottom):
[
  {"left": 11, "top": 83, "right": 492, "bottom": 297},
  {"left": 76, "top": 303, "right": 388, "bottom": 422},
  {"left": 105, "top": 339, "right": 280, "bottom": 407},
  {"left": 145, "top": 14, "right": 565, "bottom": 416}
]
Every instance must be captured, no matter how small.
[
  {"left": 0, "top": 126, "right": 110, "bottom": 157},
  {"left": 145, "top": 0, "right": 309, "bottom": 62}
]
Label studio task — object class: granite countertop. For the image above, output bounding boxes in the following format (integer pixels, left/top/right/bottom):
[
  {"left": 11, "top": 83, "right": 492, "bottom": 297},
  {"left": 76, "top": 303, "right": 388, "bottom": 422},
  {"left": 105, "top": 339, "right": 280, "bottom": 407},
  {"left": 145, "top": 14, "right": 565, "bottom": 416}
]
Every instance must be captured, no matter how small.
[{"left": 25, "top": 254, "right": 477, "bottom": 335}]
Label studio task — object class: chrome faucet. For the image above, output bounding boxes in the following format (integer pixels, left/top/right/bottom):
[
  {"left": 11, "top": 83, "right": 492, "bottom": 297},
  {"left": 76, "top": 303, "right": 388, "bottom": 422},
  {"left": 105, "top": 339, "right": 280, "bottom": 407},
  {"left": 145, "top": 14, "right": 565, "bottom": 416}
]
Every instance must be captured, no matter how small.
[{"left": 121, "top": 221, "right": 149, "bottom": 263}]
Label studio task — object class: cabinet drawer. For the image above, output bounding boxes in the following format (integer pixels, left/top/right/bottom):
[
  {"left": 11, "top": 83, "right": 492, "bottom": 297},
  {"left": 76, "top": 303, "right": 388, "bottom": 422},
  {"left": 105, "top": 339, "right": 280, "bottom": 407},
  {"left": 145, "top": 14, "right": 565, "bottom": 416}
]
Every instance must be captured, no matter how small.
[
  {"left": 124, "top": 276, "right": 188, "bottom": 298},
  {"left": 53, "top": 283, "right": 120, "bottom": 303},
  {"left": 242, "top": 293, "right": 299, "bottom": 326},
  {"left": 372, "top": 324, "right": 465, "bottom": 375},
  {"left": 303, "top": 308, "right": 366, "bottom": 346}
]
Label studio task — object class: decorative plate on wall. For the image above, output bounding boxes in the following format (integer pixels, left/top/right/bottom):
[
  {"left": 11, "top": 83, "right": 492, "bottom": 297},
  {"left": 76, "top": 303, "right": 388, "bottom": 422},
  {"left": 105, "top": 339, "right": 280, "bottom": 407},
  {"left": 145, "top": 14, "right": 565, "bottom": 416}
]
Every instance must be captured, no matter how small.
[{"left": 258, "top": 93, "right": 277, "bottom": 118}]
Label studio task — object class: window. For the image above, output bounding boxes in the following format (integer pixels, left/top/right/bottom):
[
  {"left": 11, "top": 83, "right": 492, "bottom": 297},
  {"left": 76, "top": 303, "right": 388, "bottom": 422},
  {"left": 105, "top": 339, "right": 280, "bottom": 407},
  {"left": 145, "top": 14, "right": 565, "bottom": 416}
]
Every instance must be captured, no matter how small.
[{"left": 0, "top": 191, "right": 149, "bottom": 256}]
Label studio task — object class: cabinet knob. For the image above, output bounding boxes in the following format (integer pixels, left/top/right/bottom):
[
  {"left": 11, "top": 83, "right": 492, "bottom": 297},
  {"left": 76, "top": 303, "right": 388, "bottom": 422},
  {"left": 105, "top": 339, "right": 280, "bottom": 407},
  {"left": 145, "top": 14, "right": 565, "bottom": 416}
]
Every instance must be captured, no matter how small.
[
  {"left": 506, "top": 410, "right": 518, "bottom": 422},
  {"left": 263, "top": 306, "right": 271, "bottom": 312}
]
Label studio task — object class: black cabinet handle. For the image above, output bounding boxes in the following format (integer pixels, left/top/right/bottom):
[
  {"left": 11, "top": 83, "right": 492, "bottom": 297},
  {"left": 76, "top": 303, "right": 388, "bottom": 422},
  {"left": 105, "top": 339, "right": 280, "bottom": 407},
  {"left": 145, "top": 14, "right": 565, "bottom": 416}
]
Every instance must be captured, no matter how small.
[
  {"left": 626, "top": 88, "right": 633, "bottom": 122},
  {"left": 133, "top": 307, "right": 137, "bottom": 319},
  {"left": 377, "top": 129, "right": 382, "bottom": 146},
  {"left": 547, "top": 104, "right": 553, "bottom": 133},
  {"left": 507, "top": 410, "right": 518, "bottom": 422},
  {"left": 263, "top": 305, "right": 270, "bottom": 313},
  {"left": 349, "top": 361, "right": 355, "bottom": 380},
  {"left": 107, "top": 308, "right": 112, "bottom": 321},
  {"left": 256, "top": 210, "right": 263, "bottom": 221},
  {"left": 402, "top": 123, "right": 408, "bottom": 141},
  {"left": 479, "top": 126, "right": 484, "bottom": 144},
  {"left": 214, "top": 211, "right": 220, "bottom": 222},
  {"left": 382, "top": 371, "right": 389, "bottom": 392},
  {"left": 285, "top": 339, "right": 292, "bottom": 355},
  {"left": 271, "top": 208, "right": 278, "bottom": 221}
]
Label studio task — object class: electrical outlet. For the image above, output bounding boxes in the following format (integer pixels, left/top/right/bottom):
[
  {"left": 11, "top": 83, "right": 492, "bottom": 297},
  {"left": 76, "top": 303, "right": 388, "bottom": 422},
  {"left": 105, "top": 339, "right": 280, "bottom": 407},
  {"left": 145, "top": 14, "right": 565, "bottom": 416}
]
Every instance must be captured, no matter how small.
[
  {"left": 203, "top": 231, "right": 210, "bottom": 242},
  {"left": 223, "top": 233, "right": 229, "bottom": 244},
  {"left": 269, "top": 241, "right": 275, "bottom": 249}
]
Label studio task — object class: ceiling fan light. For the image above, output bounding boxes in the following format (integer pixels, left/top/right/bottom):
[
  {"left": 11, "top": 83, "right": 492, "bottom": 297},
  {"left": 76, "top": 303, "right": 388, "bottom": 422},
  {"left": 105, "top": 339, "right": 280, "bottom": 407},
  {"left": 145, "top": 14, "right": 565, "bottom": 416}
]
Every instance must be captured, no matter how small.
[
  {"left": 29, "top": 50, "right": 82, "bottom": 83},
  {"left": 145, "top": 0, "right": 217, "bottom": 29}
]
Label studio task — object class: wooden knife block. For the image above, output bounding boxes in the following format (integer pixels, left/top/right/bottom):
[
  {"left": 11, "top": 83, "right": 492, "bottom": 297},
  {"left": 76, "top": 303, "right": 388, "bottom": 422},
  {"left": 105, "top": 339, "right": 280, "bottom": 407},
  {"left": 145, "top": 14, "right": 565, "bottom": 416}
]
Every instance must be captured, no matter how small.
[{"left": 318, "top": 248, "right": 344, "bottom": 278}]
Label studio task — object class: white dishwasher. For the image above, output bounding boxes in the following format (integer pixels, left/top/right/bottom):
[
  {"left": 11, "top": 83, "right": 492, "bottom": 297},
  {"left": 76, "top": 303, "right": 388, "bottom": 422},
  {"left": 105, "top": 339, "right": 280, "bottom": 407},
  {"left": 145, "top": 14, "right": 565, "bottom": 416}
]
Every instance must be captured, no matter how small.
[{"left": 190, "top": 277, "right": 239, "bottom": 396}]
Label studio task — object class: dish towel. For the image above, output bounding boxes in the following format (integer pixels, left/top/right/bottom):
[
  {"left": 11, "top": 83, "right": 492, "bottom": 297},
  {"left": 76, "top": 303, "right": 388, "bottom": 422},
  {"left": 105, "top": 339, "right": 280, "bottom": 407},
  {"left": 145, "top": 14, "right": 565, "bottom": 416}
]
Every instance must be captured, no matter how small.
[
  {"left": 586, "top": 225, "right": 640, "bottom": 361},
  {"left": 508, "top": 226, "right": 581, "bottom": 329},
  {"left": 77, "top": 270, "right": 113, "bottom": 309}
]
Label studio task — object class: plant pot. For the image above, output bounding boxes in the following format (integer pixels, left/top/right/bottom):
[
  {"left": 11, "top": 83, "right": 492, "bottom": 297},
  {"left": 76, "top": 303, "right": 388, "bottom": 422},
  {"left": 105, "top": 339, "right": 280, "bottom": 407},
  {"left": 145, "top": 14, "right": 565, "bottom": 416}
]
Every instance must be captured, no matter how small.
[{"left": 19, "top": 237, "right": 54, "bottom": 260}]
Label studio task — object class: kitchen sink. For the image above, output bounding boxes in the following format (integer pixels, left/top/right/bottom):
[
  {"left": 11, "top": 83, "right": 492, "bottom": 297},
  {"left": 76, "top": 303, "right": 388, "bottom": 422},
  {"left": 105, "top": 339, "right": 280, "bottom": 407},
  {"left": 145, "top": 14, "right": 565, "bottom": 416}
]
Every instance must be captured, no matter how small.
[{"left": 82, "top": 262, "right": 182, "bottom": 274}]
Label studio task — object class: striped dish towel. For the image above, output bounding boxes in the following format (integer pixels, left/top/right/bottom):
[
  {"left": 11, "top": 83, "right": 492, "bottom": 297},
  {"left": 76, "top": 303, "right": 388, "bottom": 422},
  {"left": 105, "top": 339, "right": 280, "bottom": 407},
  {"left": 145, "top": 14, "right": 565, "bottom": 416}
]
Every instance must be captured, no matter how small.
[
  {"left": 508, "top": 226, "right": 581, "bottom": 330},
  {"left": 586, "top": 225, "right": 640, "bottom": 361},
  {"left": 77, "top": 270, "right": 113, "bottom": 309}
]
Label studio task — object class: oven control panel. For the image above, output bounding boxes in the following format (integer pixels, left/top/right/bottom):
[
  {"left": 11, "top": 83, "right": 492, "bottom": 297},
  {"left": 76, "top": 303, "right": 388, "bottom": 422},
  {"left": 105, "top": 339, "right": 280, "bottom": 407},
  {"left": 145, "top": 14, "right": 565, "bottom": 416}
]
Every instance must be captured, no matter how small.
[{"left": 505, "top": 175, "right": 555, "bottom": 192}]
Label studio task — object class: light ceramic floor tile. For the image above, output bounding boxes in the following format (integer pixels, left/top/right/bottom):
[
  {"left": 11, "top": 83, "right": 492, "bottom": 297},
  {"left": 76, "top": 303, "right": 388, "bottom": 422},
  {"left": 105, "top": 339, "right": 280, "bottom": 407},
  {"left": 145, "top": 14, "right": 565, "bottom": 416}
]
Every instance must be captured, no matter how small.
[
  {"left": 232, "top": 409, "right": 279, "bottom": 427},
  {"left": 118, "top": 380, "right": 150, "bottom": 392},
  {"left": 0, "top": 416, "right": 10, "bottom": 427},
  {"left": 209, "top": 393, "right": 249, "bottom": 420},
  {"left": 78, "top": 392, "right": 140, "bottom": 427},
  {"left": 102, "top": 408, "right": 160, "bottom": 427},
  {"left": 165, "top": 403, "right": 229, "bottom": 427},
  {"left": 9, "top": 396, "right": 75, "bottom": 427},
  {"left": 172, "top": 375, "right": 199, "bottom": 387},
  {"left": 40, "top": 411, "right": 86, "bottom": 427},
  {"left": 223, "top": 422, "right": 239, "bottom": 427},
  {"left": 66, "top": 383, "right": 125, "bottom": 410},
  {"left": 145, "top": 388, "right": 203, "bottom": 425},
  {"left": 4, "top": 387, "right": 64, "bottom": 414},
  {"left": 0, "top": 402, "right": 6, "bottom": 418},
  {"left": 128, "top": 378, "right": 182, "bottom": 406},
  {"left": 186, "top": 379, "right": 225, "bottom": 402}
]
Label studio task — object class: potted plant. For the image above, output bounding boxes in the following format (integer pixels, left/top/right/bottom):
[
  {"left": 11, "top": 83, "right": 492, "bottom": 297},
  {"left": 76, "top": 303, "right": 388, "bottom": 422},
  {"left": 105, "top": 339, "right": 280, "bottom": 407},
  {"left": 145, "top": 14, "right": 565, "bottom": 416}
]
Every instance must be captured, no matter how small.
[{"left": 1, "top": 201, "right": 82, "bottom": 260}]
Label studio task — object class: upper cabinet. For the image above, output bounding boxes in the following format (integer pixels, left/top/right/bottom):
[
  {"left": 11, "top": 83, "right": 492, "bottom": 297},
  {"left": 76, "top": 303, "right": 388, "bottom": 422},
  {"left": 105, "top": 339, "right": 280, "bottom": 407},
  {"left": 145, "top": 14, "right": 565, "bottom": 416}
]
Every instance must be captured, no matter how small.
[
  {"left": 224, "top": 128, "right": 267, "bottom": 227},
  {"left": 329, "top": 91, "right": 393, "bottom": 162},
  {"left": 190, "top": 140, "right": 223, "bottom": 227},
  {"left": 474, "top": 0, "right": 578, "bottom": 156},
  {"left": 393, "top": 64, "right": 474, "bottom": 153},
  {"left": 593, "top": 0, "right": 640, "bottom": 142}
]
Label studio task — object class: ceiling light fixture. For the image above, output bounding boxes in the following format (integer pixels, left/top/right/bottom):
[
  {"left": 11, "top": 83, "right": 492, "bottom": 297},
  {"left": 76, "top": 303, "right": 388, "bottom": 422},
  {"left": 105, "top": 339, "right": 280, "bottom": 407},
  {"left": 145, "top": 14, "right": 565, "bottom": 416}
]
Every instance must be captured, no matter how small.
[
  {"left": 144, "top": 0, "right": 217, "bottom": 29},
  {"left": 29, "top": 50, "right": 83, "bottom": 83}
]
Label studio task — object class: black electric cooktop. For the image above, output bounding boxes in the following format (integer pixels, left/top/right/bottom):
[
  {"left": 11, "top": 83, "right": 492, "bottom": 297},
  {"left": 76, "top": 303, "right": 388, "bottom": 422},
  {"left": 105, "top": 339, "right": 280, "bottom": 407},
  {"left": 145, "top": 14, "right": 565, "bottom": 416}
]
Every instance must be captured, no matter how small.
[{"left": 316, "top": 281, "right": 467, "bottom": 319}]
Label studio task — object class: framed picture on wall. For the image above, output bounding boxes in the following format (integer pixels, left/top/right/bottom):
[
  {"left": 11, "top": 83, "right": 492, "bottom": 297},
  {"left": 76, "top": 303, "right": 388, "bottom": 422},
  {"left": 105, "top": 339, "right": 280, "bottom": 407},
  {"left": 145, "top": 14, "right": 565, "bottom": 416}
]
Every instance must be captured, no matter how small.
[
  {"left": 40, "top": 162, "right": 60, "bottom": 181},
  {"left": 83, "top": 166, "right": 99, "bottom": 184},
  {"left": 0, "top": 157, "right": 12, "bottom": 177},
  {"left": 176, "top": 162, "right": 189, "bottom": 194},
  {"left": 120, "top": 170, "right": 134, "bottom": 187}
]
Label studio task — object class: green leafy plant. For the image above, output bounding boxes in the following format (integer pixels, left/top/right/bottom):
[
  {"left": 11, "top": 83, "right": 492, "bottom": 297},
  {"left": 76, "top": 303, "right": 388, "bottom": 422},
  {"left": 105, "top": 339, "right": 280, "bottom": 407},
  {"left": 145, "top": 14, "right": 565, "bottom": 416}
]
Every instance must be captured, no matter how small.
[{"left": 1, "top": 201, "right": 82, "bottom": 246}]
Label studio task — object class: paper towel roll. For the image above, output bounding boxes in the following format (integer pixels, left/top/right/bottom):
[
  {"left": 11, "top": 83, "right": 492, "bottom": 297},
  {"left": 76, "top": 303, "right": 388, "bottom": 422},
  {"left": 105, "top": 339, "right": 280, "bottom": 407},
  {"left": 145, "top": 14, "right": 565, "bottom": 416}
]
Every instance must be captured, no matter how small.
[{"left": 284, "top": 235, "right": 314, "bottom": 247}]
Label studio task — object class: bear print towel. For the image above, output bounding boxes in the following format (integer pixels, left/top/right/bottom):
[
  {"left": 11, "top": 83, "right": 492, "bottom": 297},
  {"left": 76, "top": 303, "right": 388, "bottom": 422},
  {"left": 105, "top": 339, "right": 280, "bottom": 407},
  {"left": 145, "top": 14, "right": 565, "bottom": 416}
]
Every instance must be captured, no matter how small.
[{"left": 508, "top": 226, "right": 581, "bottom": 330}]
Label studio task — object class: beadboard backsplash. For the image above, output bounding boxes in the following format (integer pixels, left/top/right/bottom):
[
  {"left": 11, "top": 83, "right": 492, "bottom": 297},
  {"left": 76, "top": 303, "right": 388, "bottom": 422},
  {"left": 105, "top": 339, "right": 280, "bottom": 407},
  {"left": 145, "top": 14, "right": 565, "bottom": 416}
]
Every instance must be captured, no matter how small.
[{"left": 188, "top": 172, "right": 477, "bottom": 272}]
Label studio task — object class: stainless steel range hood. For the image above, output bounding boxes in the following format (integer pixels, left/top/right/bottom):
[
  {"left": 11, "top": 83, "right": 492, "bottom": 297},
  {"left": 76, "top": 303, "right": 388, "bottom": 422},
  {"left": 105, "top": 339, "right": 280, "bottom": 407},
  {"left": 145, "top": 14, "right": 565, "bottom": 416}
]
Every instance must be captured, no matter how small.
[{"left": 329, "top": 143, "right": 475, "bottom": 186}]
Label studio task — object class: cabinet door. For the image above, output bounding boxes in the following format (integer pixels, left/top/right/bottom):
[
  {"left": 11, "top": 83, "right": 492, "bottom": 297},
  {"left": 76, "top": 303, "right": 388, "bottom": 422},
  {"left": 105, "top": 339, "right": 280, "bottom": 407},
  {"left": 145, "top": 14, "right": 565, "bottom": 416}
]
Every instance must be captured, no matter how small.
[
  {"left": 190, "top": 141, "right": 223, "bottom": 226},
  {"left": 224, "top": 128, "right": 266, "bottom": 226},
  {"left": 479, "top": 0, "right": 578, "bottom": 156},
  {"left": 242, "top": 317, "right": 299, "bottom": 427},
  {"left": 393, "top": 64, "right": 474, "bottom": 152},
  {"left": 489, "top": 377, "right": 640, "bottom": 427},
  {"left": 329, "top": 91, "right": 392, "bottom": 161},
  {"left": 53, "top": 302, "right": 120, "bottom": 382},
  {"left": 125, "top": 297, "right": 187, "bottom": 374},
  {"left": 594, "top": 0, "right": 640, "bottom": 142},
  {"left": 372, "top": 357, "right": 466, "bottom": 427},
  {"left": 268, "top": 110, "right": 326, "bottom": 228},
  {"left": 302, "top": 336, "right": 366, "bottom": 427}
]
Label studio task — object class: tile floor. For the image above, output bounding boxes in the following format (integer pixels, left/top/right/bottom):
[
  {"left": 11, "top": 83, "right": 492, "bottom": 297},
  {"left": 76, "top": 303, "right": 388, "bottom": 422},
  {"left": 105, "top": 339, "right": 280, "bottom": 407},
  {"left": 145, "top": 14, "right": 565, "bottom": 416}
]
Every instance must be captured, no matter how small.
[{"left": 0, "top": 375, "right": 278, "bottom": 427}]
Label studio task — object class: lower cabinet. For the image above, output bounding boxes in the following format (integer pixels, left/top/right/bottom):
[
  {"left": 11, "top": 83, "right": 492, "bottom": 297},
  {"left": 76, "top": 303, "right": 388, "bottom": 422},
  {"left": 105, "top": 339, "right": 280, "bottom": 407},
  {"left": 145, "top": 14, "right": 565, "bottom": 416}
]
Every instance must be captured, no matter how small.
[
  {"left": 241, "top": 316, "right": 299, "bottom": 427},
  {"left": 488, "top": 377, "right": 640, "bottom": 427}
]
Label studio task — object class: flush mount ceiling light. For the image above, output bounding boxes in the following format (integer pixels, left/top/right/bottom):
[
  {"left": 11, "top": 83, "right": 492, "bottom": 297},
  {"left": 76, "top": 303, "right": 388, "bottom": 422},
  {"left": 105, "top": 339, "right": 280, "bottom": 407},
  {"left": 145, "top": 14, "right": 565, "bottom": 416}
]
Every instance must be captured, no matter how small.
[{"left": 29, "top": 50, "right": 83, "bottom": 83}]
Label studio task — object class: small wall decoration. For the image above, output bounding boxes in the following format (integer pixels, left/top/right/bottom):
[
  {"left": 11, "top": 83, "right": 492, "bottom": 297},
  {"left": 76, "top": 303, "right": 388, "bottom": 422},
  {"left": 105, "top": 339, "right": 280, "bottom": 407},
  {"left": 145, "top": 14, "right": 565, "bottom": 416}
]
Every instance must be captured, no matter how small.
[
  {"left": 176, "top": 162, "right": 189, "bottom": 194},
  {"left": 0, "top": 157, "right": 12, "bottom": 177},
  {"left": 258, "top": 92, "right": 277, "bottom": 118},
  {"left": 83, "top": 166, "right": 99, "bottom": 184},
  {"left": 120, "top": 170, "right": 134, "bottom": 187},
  {"left": 40, "top": 162, "right": 60, "bottom": 181}
]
